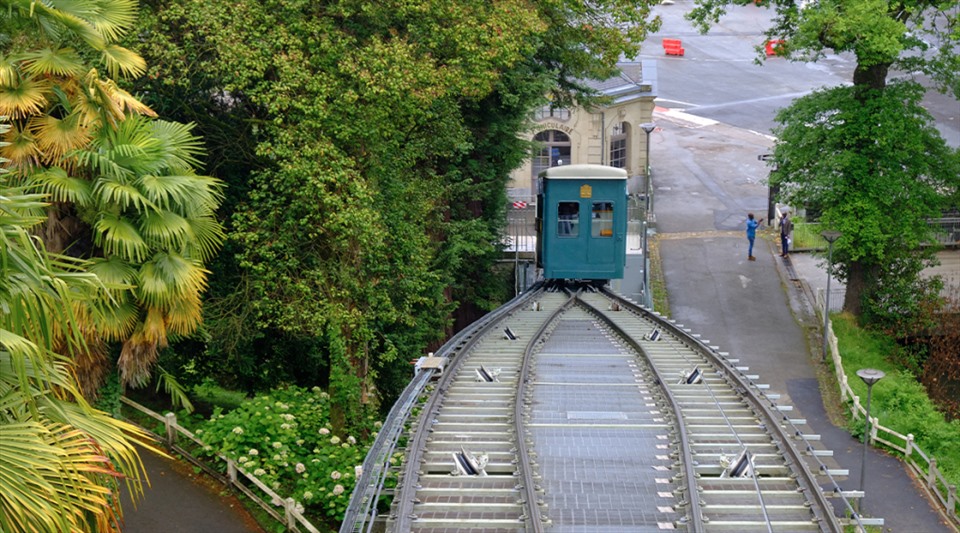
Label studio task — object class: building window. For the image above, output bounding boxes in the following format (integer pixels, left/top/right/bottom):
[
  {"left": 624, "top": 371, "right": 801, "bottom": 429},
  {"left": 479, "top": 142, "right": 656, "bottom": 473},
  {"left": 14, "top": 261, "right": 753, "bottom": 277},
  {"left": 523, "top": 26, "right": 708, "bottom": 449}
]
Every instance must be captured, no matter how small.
[
  {"left": 532, "top": 130, "right": 572, "bottom": 179},
  {"left": 534, "top": 105, "right": 571, "bottom": 122},
  {"left": 609, "top": 122, "right": 629, "bottom": 169}
]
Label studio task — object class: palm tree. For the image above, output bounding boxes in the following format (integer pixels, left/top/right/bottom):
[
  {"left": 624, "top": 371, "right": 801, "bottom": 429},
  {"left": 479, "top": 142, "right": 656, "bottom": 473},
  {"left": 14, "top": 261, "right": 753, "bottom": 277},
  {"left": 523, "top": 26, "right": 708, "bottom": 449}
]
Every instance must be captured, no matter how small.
[
  {"left": 2, "top": 122, "right": 154, "bottom": 533},
  {"left": 1, "top": 0, "right": 225, "bottom": 391}
]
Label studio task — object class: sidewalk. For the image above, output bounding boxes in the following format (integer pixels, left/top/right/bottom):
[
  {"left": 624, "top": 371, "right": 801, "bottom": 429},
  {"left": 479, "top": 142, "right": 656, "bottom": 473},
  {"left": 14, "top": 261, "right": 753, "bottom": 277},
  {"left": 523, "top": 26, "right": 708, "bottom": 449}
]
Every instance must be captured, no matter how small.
[{"left": 649, "top": 108, "right": 956, "bottom": 532}]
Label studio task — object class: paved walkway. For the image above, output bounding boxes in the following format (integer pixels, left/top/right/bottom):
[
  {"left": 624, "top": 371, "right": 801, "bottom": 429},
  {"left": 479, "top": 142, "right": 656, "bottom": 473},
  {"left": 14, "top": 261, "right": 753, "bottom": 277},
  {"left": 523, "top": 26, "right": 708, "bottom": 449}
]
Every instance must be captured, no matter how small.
[
  {"left": 120, "top": 447, "right": 264, "bottom": 532},
  {"left": 649, "top": 108, "right": 956, "bottom": 532}
]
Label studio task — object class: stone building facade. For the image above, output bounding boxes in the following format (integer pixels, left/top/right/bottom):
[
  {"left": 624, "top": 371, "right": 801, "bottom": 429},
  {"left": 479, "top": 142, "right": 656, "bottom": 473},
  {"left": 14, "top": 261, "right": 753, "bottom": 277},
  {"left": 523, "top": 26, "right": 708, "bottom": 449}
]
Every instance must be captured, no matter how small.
[{"left": 508, "top": 61, "right": 658, "bottom": 199}]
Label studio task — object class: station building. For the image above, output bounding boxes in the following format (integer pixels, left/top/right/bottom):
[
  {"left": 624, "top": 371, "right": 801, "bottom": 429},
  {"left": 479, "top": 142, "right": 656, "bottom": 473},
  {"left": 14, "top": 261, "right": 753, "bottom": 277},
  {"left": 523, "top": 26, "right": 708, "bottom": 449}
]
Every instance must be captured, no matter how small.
[{"left": 508, "top": 61, "right": 658, "bottom": 200}]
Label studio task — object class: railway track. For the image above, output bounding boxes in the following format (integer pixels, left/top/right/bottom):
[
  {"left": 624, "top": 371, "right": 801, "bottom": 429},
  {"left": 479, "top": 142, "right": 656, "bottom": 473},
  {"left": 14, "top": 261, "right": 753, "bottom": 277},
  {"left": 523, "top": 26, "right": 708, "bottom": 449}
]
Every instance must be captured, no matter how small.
[{"left": 343, "top": 285, "right": 866, "bottom": 532}]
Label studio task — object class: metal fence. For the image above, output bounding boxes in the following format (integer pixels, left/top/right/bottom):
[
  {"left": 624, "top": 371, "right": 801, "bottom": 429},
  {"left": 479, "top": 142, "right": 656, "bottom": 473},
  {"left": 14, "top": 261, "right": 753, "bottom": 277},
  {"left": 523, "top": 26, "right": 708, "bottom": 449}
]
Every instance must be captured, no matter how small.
[
  {"left": 120, "top": 397, "right": 320, "bottom": 532},
  {"left": 814, "top": 301, "right": 960, "bottom": 526}
]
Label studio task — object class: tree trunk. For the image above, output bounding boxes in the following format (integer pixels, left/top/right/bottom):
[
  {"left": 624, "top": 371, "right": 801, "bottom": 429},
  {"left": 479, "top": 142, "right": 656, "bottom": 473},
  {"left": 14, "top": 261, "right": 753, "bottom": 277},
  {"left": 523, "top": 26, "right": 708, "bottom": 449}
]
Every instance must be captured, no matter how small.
[
  {"left": 852, "top": 62, "right": 889, "bottom": 92},
  {"left": 843, "top": 260, "right": 868, "bottom": 316}
]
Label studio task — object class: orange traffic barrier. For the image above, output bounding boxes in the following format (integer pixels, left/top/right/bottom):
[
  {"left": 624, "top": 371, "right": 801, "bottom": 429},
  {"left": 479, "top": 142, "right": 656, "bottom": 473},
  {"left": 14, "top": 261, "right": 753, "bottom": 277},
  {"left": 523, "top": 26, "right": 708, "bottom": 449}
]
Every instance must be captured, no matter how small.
[
  {"left": 765, "top": 39, "right": 785, "bottom": 56},
  {"left": 663, "top": 38, "right": 685, "bottom": 56}
]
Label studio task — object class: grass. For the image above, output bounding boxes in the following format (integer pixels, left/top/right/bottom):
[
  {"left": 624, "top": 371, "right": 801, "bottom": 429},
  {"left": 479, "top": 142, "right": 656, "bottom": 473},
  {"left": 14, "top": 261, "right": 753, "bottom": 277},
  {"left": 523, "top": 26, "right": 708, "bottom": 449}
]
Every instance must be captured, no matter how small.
[
  {"left": 648, "top": 235, "right": 670, "bottom": 316},
  {"left": 832, "top": 313, "right": 960, "bottom": 488},
  {"left": 791, "top": 220, "right": 828, "bottom": 250}
]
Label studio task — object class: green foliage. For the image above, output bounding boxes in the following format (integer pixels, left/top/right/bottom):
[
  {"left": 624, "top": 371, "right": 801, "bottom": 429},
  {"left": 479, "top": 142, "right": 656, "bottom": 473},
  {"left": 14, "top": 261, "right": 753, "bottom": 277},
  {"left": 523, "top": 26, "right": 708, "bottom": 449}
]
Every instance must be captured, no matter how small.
[
  {"left": 771, "top": 81, "right": 960, "bottom": 324},
  {"left": 128, "top": 0, "right": 663, "bottom": 426},
  {"left": 195, "top": 386, "right": 381, "bottom": 521},
  {"left": 833, "top": 315, "right": 960, "bottom": 486}
]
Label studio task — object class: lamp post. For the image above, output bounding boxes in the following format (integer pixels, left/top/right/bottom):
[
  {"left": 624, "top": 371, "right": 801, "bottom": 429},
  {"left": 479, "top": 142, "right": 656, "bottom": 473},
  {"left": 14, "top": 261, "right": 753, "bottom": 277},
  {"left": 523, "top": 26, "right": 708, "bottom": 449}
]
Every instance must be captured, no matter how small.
[
  {"left": 856, "top": 368, "right": 885, "bottom": 516},
  {"left": 820, "top": 230, "right": 842, "bottom": 361},
  {"left": 640, "top": 122, "right": 656, "bottom": 212}
]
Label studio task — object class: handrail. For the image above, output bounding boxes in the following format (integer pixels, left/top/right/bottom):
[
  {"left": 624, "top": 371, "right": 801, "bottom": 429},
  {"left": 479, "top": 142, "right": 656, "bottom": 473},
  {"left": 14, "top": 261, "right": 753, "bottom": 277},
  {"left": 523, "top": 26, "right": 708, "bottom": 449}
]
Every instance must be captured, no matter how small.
[
  {"left": 119, "top": 396, "right": 319, "bottom": 532},
  {"left": 340, "top": 283, "right": 543, "bottom": 533},
  {"left": 817, "top": 292, "right": 959, "bottom": 526}
]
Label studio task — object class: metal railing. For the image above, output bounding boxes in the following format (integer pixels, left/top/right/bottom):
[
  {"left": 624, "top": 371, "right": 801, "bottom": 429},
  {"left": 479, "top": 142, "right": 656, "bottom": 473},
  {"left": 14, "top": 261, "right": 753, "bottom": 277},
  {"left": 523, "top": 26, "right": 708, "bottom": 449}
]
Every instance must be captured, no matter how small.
[
  {"left": 120, "top": 397, "right": 320, "bottom": 532},
  {"left": 815, "top": 298, "right": 960, "bottom": 526}
]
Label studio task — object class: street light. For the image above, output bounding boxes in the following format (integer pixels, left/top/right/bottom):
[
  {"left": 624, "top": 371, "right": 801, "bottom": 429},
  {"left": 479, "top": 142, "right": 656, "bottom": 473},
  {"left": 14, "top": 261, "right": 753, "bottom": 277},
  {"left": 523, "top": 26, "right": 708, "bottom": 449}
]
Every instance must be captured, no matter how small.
[
  {"left": 640, "top": 122, "right": 656, "bottom": 212},
  {"left": 856, "top": 368, "right": 885, "bottom": 517},
  {"left": 820, "top": 230, "right": 842, "bottom": 361}
]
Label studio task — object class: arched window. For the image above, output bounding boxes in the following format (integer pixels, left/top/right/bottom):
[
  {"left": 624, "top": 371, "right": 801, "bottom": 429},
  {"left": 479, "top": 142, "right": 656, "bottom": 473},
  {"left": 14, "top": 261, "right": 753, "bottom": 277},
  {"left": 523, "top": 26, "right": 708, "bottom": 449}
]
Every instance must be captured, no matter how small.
[
  {"left": 609, "top": 122, "right": 629, "bottom": 169},
  {"left": 532, "top": 130, "right": 571, "bottom": 179}
]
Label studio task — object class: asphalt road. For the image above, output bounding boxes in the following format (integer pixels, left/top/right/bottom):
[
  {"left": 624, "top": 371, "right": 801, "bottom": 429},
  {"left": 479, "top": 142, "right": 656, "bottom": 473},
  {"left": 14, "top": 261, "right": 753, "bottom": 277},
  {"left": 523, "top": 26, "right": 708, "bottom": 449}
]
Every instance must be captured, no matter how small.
[{"left": 640, "top": 0, "right": 960, "bottom": 147}]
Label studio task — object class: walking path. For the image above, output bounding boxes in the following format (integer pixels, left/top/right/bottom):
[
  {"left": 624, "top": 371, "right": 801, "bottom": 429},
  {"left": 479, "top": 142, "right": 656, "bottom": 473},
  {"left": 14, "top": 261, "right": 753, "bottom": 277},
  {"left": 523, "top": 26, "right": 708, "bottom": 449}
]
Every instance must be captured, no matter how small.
[
  {"left": 120, "top": 447, "right": 263, "bottom": 533},
  {"left": 650, "top": 107, "right": 956, "bottom": 532}
]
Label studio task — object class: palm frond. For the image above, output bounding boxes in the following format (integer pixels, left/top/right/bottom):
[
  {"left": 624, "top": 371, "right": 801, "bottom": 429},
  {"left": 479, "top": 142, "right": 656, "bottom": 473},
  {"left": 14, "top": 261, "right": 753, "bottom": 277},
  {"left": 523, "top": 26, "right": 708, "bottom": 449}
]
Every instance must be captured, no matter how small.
[
  {"left": 30, "top": 112, "right": 92, "bottom": 162},
  {"left": 154, "top": 366, "right": 194, "bottom": 413},
  {"left": 0, "top": 57, "right": 20, "bottom": 87},
  {"left": 0, "top": 76, "right": 50, "bottom": 119},
  {"left": 149, "top": 120, "right": 206, "bottom": 170},
  {"left": 87, "top": 0, "right": 139, "bottom": 42},
  {"left": 135, "top": 174, "right": 195, "bottom": 210},
  {"left": 163, "top": 292, "right": 203, "bottom": 337},
  {"left": 93, "top": 175, "right": 155, "bottom": 212},
  {"left": 32, "top": 167, "right": 93, "bottom": 205},
  {"left": 70, "top": 146, "right": 132, "bottom": 183},
  {"left": 1, "top": 122, "right": 42, "bottom": 173},
  {"left": 31, "top": 3, "right": 107, "bottom": 51},
  {"left": 100, "top": 44, "right": 146, "bottom": 79},
  {"left": 184, "top": 217, "right": 226, "bottom": 263},
  {"left": 93, "top": 213, "right": 149, "bottom": 263},
  {"left": 18, "top": 48, "right": 86, "bottom": 78},
  {"left": 140, "top": 209, "right": 189, "bottom": 249},
  {"left": 137, "top": 253, "right": 208, "bottom": 306}
]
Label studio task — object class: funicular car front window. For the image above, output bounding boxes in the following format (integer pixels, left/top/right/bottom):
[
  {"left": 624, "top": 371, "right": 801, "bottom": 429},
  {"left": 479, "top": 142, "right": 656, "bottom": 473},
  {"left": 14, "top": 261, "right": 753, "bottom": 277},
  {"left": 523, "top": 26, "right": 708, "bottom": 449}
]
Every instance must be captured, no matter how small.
[
  {"left": 557, "top": 202, "right": 579, "bottom": 237},
  {"left": 592, "top": 202, "right": 614, "bottom": 237}
]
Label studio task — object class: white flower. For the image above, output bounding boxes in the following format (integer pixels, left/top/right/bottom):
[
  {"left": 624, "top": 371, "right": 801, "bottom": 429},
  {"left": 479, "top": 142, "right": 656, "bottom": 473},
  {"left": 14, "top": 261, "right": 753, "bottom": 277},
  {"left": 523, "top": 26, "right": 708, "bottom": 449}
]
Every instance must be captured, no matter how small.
[
  {"left": 331, "top": 470, "right": 342, "bottom": 480},
  {"left": 249, "top": 449, "right": 259, "bottom": 456},
  {"left": 281, "top": 423, "right": 292, "bottom": 430},
  {"left": 196, "top": 429, "right": 204, "bottom": 435},
  {"left": 355, "top": 465, "right": 363, "bottom": 477},
  {"left": 374, "top": 421, "right": 382, "bottom": 428},
  {"left": 296, "top": 439, "right": 304, "bottom": 446},
  {"left": 254, "top": 468, "right": 266, "bottom": 476},
  {"left": 303, "top": 491, "right": 314, "bottom": 500},
  {"left": 239, "top": 456, "right": 248, "bottom": 463},
  {"left": 295, "top": 463, "right": 306, "bottom": 474},
  {"left": 281, "top": 413, "right": 295, "bottom": 421},
  {"left": 273, "top": 441, "right": 283, "bottom": 449},
  {"left": 347, "top": 436, "right": 356, "bottom": 445},
  {"left": 311, "top": 386, "right": 321, "bottom": 393},
  {"left": 319, "top": 428, "right": 330, "bottom": 435},
  {"left": 232, "top": 426, "right": 244, "bottom": 435},
  {"left": 272, "top": 482, "right": 281, "bottom": 490},
  {"left": 244, "top": 461, "right": 256, "bottom": 469},
  {"left": 332, "top": 484, "right": 344, "bottom": 496},
  {"left": 330, "top": 436, "right": 341, "bottom": 445},
  {"left": 273, "top": 454, "right": 282, "bottom": 461}
]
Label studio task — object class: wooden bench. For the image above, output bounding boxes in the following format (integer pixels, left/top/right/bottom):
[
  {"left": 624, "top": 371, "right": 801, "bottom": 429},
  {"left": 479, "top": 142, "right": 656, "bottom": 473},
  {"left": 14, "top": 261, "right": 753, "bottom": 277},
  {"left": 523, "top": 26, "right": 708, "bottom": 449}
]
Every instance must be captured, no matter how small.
[{"left": 663, "top": 38, "right": 685, "bottom": 56}]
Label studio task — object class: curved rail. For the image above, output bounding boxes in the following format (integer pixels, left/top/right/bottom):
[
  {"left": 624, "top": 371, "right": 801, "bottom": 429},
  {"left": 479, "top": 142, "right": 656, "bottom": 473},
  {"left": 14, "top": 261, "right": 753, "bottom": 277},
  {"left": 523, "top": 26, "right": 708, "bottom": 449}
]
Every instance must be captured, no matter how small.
[
  {"left": 598, "top": 287, "right": 858, "bottom": 531},
  {"left": 349, "top": 283, "right": 865, "bottom": 532},
  {"left": 340, "top": 284, "right": 543, "bottom": 533}
]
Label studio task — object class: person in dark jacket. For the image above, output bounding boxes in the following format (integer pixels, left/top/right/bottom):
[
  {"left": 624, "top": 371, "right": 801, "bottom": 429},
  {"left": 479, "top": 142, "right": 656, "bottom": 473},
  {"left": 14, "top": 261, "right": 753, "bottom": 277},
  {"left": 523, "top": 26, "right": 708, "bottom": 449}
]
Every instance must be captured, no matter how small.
[
  {"left": 779, "top": 211, "right": 793, "bottom": 257},
  {"left": 745, "top": 213, "right": 762, "bottom": 261}
]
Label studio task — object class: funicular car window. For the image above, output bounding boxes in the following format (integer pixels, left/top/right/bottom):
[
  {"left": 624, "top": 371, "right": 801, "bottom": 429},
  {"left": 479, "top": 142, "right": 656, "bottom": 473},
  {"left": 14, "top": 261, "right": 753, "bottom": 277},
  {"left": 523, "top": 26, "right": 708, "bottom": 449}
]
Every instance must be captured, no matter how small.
[
  {"left": 557, "top": 202, "right": 579, "bottom": 237},
  {"left": 592, "top": 202, "right": 614, "bottom": 237}
]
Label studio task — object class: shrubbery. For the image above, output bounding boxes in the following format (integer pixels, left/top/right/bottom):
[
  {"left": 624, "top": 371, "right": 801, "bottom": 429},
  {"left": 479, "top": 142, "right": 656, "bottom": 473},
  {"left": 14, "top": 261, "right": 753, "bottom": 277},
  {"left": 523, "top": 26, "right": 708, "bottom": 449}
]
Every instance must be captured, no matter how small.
[
  {"left": 833, "top": 314, "right": 960, "bottom": 486},
  {"left": 194, "top": 386, "right": 381, "bottom": 521}
]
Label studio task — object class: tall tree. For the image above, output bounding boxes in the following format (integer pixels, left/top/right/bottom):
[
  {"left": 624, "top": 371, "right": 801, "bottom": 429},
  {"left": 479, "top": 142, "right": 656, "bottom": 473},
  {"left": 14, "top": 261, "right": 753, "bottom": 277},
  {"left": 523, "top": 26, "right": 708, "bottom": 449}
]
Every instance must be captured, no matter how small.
[
  {"left": 1, "top": 0, "right": 225, "bottom": 392},
  {"left": 1, "top": 130, "right": 153, "bottom": 532},
  {"left": 689, "top": 0, "right": 959, "bottom": 318},
  {"left": 129, "top": 0, "right": 661, "bottom": 429}
]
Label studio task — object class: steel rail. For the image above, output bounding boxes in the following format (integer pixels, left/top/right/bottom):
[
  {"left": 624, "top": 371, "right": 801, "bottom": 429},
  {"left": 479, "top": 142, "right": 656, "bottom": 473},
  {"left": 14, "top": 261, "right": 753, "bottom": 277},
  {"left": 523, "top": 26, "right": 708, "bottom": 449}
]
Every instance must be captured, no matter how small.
[
  {"left": 601, "top": 287, "right": 845, "bottom": 533},
  {"left": 389, "top": 287, "right": 546, "bottom": 532},
  {"left": 340, "top": 284, "right": 543, "bottom": 533},
  {"left": 573, "top": 294, "right": 705, "bottom": 531},
  {"left": 513, "top": 292, "right": 579, "bottom": 531}
]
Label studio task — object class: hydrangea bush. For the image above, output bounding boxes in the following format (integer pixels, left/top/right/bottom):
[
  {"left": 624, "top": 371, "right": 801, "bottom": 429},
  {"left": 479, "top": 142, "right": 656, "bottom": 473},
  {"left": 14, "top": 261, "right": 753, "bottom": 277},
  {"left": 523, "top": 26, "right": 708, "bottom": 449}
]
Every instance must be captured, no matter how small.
[{"left": 195, "top": 386, "right": 381, "bottom": 520}]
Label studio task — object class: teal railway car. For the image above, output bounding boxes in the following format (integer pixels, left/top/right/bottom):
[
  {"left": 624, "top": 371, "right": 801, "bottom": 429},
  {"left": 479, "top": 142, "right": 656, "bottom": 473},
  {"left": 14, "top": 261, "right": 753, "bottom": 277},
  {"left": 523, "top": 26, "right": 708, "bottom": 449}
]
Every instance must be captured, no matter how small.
[{"left": 536, "top": 164, "right": 628, "bottom": 282}]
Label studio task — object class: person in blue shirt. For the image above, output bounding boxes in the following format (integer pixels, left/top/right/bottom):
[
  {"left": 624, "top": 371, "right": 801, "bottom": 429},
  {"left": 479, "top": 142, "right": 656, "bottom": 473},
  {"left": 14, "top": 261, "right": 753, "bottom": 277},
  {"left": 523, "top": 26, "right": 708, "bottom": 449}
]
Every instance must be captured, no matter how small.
[{"left": 746, "top": 213, "right": 762, "bottom": 261}]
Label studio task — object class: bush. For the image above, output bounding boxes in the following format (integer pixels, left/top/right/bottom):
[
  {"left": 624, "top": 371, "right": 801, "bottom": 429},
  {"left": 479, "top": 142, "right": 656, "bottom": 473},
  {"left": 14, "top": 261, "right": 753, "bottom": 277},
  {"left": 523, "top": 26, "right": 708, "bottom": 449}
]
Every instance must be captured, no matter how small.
[
  {"left": 194, "top": 386, "right": 382, "bottom": 521},
  {"left": 833, "top": 314, "right": 960, "bottom": 486}
]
